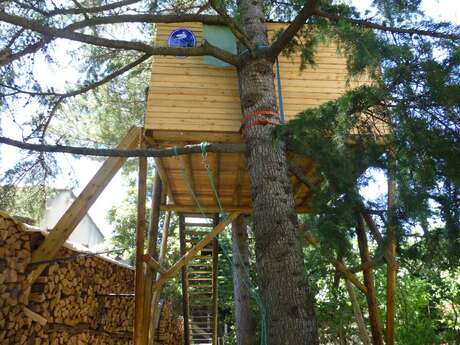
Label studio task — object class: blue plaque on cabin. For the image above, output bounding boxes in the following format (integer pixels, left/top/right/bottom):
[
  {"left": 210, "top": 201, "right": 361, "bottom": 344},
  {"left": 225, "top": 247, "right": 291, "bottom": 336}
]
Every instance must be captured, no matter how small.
[{"left": 168, "top": 28, "right": 196, "bottom": 49}]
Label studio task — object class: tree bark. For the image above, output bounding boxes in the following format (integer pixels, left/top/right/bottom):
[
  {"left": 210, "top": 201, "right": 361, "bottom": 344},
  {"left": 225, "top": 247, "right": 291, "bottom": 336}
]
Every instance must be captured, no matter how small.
[
  {"left": 236, "top": 1, "right": 319, "bottom": 343},
  {"left": 232, "top": 215, "right": 256, "bottom": 345},
  {"left": 355, "top": 214, "right": 384, "bottom": 345}
]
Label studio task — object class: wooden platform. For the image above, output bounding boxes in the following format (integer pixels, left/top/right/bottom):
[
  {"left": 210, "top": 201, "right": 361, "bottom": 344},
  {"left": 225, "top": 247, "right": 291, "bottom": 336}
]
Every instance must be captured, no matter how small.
[{"left": 144, "top": 135, "right": 317, "bottom": 215}]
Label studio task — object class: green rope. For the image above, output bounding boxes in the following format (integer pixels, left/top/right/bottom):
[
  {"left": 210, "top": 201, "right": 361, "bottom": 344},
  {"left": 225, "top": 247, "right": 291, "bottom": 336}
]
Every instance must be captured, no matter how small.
[
  {"left": 219, "top": 236, "right": 268, "bottom": 345},
  {"left": 200, "top": 142, "right": 224, "bottom": 213},
  {"left": 199, "top": 143, "right": 268, "bottom": 345}
]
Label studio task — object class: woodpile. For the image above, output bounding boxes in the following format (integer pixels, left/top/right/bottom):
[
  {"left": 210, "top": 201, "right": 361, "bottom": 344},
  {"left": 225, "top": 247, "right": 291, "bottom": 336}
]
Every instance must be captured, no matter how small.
[
  {"left": 154, "top": 300, "right": 184, "bottom": 345},
  {"left": 0, "top": 211, "right": 183, "bottom": 345}
]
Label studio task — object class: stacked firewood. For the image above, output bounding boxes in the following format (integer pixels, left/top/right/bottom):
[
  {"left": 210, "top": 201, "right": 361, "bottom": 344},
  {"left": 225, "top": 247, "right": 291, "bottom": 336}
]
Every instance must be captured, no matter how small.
[
  {"left": 0, "top": 212, "right": 32, "bottom": 343},
  {"left": 0, "top": 211, "right": 183, "bottom": 345},
  {"left": 155, "top": 300, "right": 184, "bottom": 345}
]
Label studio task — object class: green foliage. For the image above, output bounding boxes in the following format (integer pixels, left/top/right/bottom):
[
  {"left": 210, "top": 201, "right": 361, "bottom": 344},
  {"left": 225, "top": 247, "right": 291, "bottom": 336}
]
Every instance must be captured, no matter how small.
[{"left": 0, "top": 185, "right": 48, "bottom": 223}]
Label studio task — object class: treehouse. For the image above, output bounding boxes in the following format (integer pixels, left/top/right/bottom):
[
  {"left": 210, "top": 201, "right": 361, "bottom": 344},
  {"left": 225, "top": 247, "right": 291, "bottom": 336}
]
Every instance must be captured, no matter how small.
[
  {"left": 144, "top": 22, "right": 374, "bottom": 215},
  {"left": 19, "top": 22, "right": 383, "bottom": 345}
]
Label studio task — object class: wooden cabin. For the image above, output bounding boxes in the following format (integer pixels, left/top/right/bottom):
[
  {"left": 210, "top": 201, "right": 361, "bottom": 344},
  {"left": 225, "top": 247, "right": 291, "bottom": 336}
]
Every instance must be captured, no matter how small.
[{"left": 144, "top": 22, "right": 374, "bottom": 214}]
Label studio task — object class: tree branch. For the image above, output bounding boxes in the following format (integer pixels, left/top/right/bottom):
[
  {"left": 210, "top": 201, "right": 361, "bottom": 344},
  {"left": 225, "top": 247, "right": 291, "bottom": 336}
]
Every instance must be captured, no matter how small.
[
  {"left": 209, "top": 0, "right": 254, "bottom": 55},
  {"left": 269, "top": 0, "right": 317, "bottom": 58},
  {"left": 0, "top": 36, "right": 52, "bottom": 67},
  {"left": 0, "top": 11, "right": 240, "bottom": 65},
  {"left": 302, "top": 227, "right": 368, "bottom": 295},
  {"left": 47, "top": 0, "right": 142, "bottom": 16},
  {"left": 0, "top": 136, "right": 246, "bottom": 157},
  {"left": 65, "top": 14, "right": 227, "bottom": 30},
  {"left": 313, "top": 9, "right": 460, "bottom": 41}
]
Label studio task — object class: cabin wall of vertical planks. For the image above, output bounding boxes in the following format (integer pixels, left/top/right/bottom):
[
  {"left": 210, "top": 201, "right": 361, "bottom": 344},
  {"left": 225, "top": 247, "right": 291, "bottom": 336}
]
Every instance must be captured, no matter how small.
[{"left": 145, "top": 22, "right": 372, "bottom": 142}]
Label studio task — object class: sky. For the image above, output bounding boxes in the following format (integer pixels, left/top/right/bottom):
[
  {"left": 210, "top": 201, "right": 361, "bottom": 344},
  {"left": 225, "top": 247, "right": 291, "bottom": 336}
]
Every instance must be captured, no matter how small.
[{"left": 1, "top": 0, "right": 459, "bottom": 237}]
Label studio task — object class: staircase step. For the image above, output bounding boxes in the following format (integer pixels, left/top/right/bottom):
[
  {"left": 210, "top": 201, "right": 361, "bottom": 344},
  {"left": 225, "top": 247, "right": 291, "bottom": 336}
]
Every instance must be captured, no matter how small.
[
  {"left": 186, "top": 230, "right": 212, "bottom": 235},
  {"left": 185, "top": 223, "right": 213, "bottom": 227},
  {"left": 189, "top": 277, "right": 212, "bottom": 281},
  {"left": 189, "top": 270, "right": 212, "bottom": 274}
]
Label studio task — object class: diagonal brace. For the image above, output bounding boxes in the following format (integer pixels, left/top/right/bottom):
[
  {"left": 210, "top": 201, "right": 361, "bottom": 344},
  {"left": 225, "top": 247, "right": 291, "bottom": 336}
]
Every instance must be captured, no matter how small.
[
  {"left": 151, "top": 212, "right": 240, "bottom": 291},
  {"left": 143, "top": 254, "right": 167, "bottom": 275}
]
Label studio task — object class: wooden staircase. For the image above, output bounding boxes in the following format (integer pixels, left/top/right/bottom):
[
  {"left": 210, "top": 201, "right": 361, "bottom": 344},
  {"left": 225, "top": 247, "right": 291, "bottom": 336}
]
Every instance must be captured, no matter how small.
[{"left": 180, "top": 215, "right": 219, "bottom": 345}]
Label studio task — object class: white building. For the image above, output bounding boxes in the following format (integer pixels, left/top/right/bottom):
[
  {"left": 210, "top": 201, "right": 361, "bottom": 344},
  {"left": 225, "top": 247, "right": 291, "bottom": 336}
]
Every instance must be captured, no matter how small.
[{"left": 40, "top": 190, "right": 105, "bottom": 249}]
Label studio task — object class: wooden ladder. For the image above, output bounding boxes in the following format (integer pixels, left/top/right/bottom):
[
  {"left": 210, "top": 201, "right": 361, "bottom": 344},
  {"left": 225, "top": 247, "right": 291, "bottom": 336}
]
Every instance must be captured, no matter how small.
[{"left": 180, "top": 215, "right": 219, "bottom": 345}]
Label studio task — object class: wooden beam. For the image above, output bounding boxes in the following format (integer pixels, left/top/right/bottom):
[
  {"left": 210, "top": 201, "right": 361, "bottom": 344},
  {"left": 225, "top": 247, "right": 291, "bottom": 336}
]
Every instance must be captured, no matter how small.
[
  {"left": 26, "top": 127, "right": 139, "bottom": 286},
  {"left": 303, "top": 230, "right": 368, "bottom": 294},
  {"left": 160, "top": 205, "right": 310, "bottom": 214},
  {"left": 180, "top": 153, "right": 198, "bottom": 201},
  {"left": 211, "top": 215, "right": 219, "bottom": 345},
  {"left": 152, "top": 212, "right": 240, "bottom": 291},
  {"left": 154, "top": 157, "right": 175, "bottom": 204},
  {"left": 134, "top": 142, "right": 148, "bottom": 345},
  {"left": 143, "top": 172, "right": 163, "bottom": 345},
  {"left": 148, "top": 211, "right": 171, "bottom": 345},
  {"left": 232, "top": 155, "right": 246, "bottom": 207},
  {"left": 209, "top": 153, "right": 221, "bottom": 207},
  {"left": 143, "top": 254, "right": 167, "bottom": 275},
  {"left": 159, "top": 205, "right": 249, "bottom": 214},
  {"left": 179, "top": 215, "right": 191, "bottom": 345}
]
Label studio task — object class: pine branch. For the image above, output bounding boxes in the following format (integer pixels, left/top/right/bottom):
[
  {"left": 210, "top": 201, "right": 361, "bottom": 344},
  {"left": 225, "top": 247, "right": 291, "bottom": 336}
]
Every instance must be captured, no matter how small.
[
  {"left": 209, "top": 0, "right": 254, "bottom": 55},
  {"left": 269, "top": 0, "right": 317, "bottom": 58},
  {"left": 313, "top": 9, "right": 460, "bottom": 41},
  {"left": 1, "top": 53, "right": 151, "bottom": 98},
  {"left": 0, "top": 136, "right": 246, "bottom": 157},
  {"left": 65, "top": 14, "right": 227, "bottom": 30},
  {"left": 46, "top": 0, "right": 142, "bottom": 16}
]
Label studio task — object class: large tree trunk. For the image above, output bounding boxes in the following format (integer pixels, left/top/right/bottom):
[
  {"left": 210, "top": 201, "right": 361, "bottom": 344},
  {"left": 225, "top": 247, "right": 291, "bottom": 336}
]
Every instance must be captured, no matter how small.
[
  {"left": 236, "top": 1, "right": 319, "bottom": 344},
  {"left": 232, "top": 215, "right": 256, "bottom": 345}
]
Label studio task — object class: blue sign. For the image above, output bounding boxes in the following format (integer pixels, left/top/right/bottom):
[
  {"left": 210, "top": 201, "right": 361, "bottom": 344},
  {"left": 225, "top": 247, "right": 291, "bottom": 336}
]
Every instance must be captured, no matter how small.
[{"left": 168, "top": 28, "right": 196, "bottom": 49}]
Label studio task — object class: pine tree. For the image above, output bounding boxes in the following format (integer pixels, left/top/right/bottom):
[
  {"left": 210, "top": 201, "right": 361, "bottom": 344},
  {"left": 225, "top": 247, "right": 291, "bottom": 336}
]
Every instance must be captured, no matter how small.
[{"left": 1, "top": 1, "right": 459, "bottom": 344}]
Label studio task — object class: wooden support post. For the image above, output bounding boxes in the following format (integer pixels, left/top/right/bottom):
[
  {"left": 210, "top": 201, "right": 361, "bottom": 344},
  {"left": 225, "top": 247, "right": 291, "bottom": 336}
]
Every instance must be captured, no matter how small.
[
  {"left": 179, "top": 215, "right": 191, "bottom": 345},
  {"left": 152, "top": 212, "right": 240, "bottom": 292},
  {"left": 345, "top": 280, "right": 371, "bottom": 345},
  {"left": 356, "top": 213, "right": 384, "bottom": 345},
  {"left": 26, "top": 127, "right": 139, "bottom": 286},
  {"left": 148, "top": 211, "right": 171, "bottom": 345},
  {"left": 134, "top": 142, "right": 148, "bottom": 345},
  {"left": 143, "top": 172, "right": 163, "bottom": 345},
  {"left": 211, "top": 214, "right": 219, "bottom": 345},
  {"left": 386, "top": 148, "right": 397, "bottom": 345}
]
